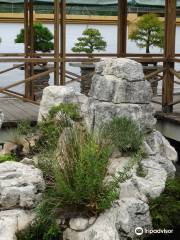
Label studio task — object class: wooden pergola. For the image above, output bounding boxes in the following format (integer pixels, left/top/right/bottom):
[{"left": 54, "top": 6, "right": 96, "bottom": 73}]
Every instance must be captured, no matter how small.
[{"left": 0, "top": 0, "right": 178, "bottom": 113}]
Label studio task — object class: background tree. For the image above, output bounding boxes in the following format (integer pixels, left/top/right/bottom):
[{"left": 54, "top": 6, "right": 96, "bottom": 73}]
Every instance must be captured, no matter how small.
[
  {"left": 129, "top": 13, "right": 164, "bottom": 53},
  {"left": 72, "top": 28, "right": 107, "bottom": 56},
  {"left": 15, "top": 22, "right": 54, "bottom": 52}
]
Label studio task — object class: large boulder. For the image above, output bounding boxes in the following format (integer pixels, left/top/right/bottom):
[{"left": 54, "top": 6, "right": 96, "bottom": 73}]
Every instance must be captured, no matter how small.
[
  {"left": 0, "top": 161, "right": 45, "bottom": 210},
  {"left": 84, "top": 58, "right": 156, "bottom": 132},
  {"left": 38, "top": 86, "right": 88, "bottom": 121}
]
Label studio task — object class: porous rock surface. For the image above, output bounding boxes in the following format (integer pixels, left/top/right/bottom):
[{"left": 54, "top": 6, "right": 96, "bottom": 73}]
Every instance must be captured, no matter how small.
[
  {"left": 85, "top": 58, "right": 156, "bottom": 132},
  {"left": 38, "top": 86, "right": 88, "bottom": 121},
  {"left": 0, "top": 161, "right": 45, "bottom": 240}
]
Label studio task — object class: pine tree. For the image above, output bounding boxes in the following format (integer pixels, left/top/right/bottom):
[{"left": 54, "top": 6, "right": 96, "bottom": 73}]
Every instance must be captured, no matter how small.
[
  {"left": 129, "top": 13, "right": 164, "bottom": 53},
  {"left": 15, "top": 23, "right": 54, "bottom": 52},
  {"left": 72, "top": 28, "right": 107, "bottom": 56}
]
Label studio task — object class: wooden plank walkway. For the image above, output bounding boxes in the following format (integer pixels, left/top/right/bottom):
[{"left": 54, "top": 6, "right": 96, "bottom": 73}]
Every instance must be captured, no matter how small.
[{"left": 0, "top": 97, "right": 39, "bottom": 126}]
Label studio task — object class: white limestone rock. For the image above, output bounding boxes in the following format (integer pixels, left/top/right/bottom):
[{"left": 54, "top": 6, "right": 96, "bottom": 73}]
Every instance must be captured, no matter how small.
[
  {"left": 38, "top": 86, "right": 88, "bottom": 121},
  {"left": 85, "top": 98, "right": 156, "bottom": 131},
  {"left": 145, "top": 130, "right": 178, "bottom": 162},
  {"left": 90, "top": 74, "right": 152, "bottom": 104},
  {"left": 95, "top": 58, "right": 144, "bottom": 81},
  {"left": 64, "top": 199, "right": 151, "bottom": 240},
  {"left": 69, "top": 218, "right": 89, "bottom": 231},
  {"left": 0, "top": 161, "right": 45, "bottom": 210},
  {"left": 0, "top": 209, "right": 35, "bottom": 240},
  {"left": 132, "top": 157, "right": 167, "bottom": 199}
]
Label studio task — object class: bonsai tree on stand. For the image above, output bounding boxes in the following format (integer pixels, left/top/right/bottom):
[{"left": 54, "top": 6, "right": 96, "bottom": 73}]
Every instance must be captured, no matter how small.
[
  {"left": 71, "top": 28, "right": 107, "bottom": 95},
  {"left": 15, "top": 23, "right": 54, "bottom": 100},
  {"left": 129, "top": 13, "right": 164, "bottom": 96}
]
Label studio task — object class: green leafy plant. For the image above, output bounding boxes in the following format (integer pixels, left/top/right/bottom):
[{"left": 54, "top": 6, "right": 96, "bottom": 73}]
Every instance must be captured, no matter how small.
[
  {"left": 0, "top": 153, "right": 16, "bottom": 163},
  {"left": 129, "top": 13, "right": 164, "bottom": 53},
  {"left": 72, "top": 28, "right": 107, "bottom": 56},
  {"left": 102, "top": 117, "right": 143, "bottom": 153},
  {"left": 15, "top": 22, "right": 54, "bottom": 52}
]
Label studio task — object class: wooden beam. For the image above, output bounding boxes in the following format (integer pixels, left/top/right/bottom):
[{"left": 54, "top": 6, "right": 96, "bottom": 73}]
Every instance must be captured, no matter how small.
[
  {"left": 162, "top": 0, "right": 176, "bottom": 113},
  {"left": 54, "top": 0, "right": 60, "bottom": 85},
  {"left": 60, "top": 0, "right": 66, "bottom": 85},
  {"left": 117, "top": 0, "right": 127, "bottom": 57}
]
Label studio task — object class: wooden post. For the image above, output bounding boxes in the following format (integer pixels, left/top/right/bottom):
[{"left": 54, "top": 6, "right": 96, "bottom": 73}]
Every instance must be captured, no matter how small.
[
  {"left": 24, "top": 0, "right": 30, "bottom": 98},
  {"left": 117, "top": 0, "right": 127, "bottom": 57},
  {"left": 60, "top": 0, "right": 66, "bottom": 85},
  {"left": 24, "top": 0, "right": 34, "bottom": 99},
  {"left": 54, "top": 0, "right": 60, "bottom": 85},
  {"left": 163, "top": 0, "right": 176, "bottom": 113}
]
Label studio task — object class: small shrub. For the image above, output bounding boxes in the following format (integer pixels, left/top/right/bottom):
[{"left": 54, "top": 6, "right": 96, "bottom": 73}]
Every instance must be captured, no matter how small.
[
  {"left": 0, "top": 153, "right": 16, "bottom": 163},
  {"left": 102, "top": 117, "right": 143, "bottom": 153},
  {"left": 149, "top": 177, "right": 180, "bottom": 231},
  {"left": 52, "top": 127, "right": 115, "bottom": 212}
]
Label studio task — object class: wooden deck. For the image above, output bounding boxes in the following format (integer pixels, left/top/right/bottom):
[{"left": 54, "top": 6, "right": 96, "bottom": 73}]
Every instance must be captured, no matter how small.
[{"left": 0, "top": 97, "right": 39, "bottom": 126}]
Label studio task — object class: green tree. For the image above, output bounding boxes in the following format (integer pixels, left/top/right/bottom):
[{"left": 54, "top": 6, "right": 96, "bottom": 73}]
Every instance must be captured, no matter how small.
[
  {"left": 15, "top": 22, "right": 54, "bottom": 52},
  {"left": 72, "top": 28, "right": 107, "bottom": 56},
  {"left": 129, "top": 13, "right": 164, "bottom": 53}
]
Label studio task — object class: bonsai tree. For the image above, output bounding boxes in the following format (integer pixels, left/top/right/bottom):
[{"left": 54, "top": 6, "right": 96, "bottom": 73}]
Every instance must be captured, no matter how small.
[
  {"left": 72, "top": 28, "right": 107, "bottom": 56},
  {"left": 129, "top": 13, "right": 164, "bottom": 53},
  {"left": 15, "top": 22, "right": 54, "bottom": 52}
]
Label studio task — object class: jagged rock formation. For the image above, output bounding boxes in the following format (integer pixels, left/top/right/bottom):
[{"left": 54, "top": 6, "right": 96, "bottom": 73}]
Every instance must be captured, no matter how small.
[
  {"left": 85, "top": 58, "right": 156, "bottom": 132},
  {"left": 0, "top": 162, "right": 45, "bottom": 240}
]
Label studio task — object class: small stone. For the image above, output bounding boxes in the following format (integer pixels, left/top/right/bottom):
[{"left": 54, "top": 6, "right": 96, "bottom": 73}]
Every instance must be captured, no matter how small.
[{"left": 69, "top": 218, "right": 89, "bottom": 231}]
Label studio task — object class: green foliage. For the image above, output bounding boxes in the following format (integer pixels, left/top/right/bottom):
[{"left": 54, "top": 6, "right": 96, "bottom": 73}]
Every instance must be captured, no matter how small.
[
  {"left": 102, "top": 117, "right": 143, "bottom": 153},
  {"left": 129, "top": 13, "right": 164, "bottom": 53},
  {"left": 37, "top": 103, "right": 80, "bottom": 152},
  {"left": 15, "top": 22, "right": 54, "bottom": 52},
  {"left": 49, "top": 103, "right": 80, "bottom": 120},
  {"left": 149, "top": 177, "right": 180, "bottom": 230},
  {"left": 52, "top": 127, "right": 115, "bottom": 212},
  {"left": 72, "top": 28, "right": 107, "bottom": 55},
  {"left": 16, "top": 200, "right": 61, "bottom": 240},
  {"left": 136, "top": 162, "right": 147, "bottom": 178},
  {"left": 17, "top": 120, "right": 35, "bottom": 136},
  {"left": 0, "top": 153, "right": 16, "bottom": 163}
]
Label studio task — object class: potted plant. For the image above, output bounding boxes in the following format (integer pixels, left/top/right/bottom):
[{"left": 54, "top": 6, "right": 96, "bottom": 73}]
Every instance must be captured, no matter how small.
[
  {"left": 71, "top": 28, "right": 107, "bottom": 95},
  {"left": 15, "top": 22, "right": 54, "bottom": 100}
]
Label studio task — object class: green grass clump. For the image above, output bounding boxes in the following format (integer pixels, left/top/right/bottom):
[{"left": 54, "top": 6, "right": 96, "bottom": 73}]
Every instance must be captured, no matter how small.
[
  {"left": 52, "top": 127, "right": 117, "bottom": 212},
  {"left": 48, "top": 103, "right": 80, "bottom": 120},
  {"left": 149, "top": 177, "right": 180, "bottom": 230},
  {"left": 102, "top": 117, "right": 143, "bottom": 153},
  {"left": 0, "top": 153, "right": 16, "bottom": 163}
]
